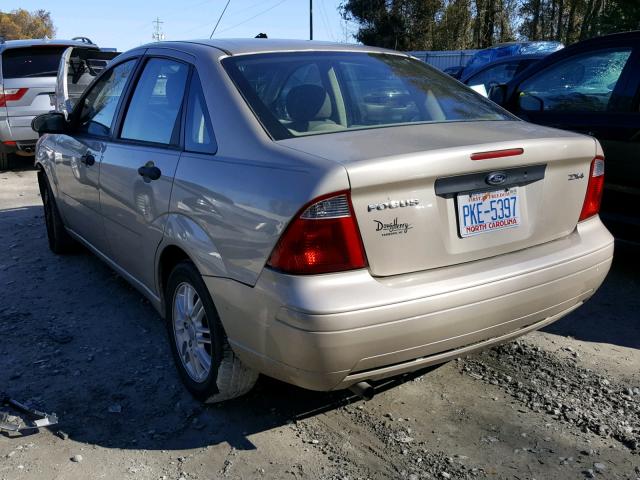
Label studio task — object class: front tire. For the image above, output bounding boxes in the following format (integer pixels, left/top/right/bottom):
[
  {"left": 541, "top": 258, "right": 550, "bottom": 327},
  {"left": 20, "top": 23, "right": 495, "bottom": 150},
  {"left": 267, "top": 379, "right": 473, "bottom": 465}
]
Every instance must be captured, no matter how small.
[
  {"left": 165, "top": 261, "right": 258, "bottom": 403},
  {"left": 40, "top": 174, "right": 78, "bottom": 254}
]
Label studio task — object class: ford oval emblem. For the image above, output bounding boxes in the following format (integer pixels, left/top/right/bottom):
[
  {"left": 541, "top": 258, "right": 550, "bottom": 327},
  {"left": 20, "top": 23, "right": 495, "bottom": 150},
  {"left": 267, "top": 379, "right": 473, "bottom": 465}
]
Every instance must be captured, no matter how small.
[{"left": 486, "top": 171, "right": 508, "bottom": 186}]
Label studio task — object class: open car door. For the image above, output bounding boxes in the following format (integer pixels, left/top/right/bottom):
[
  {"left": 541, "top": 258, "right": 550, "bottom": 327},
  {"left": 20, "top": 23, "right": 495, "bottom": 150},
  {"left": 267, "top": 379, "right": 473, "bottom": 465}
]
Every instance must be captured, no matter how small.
[{"left": 55, "top": 47, "right": 120, "bottom": 118}]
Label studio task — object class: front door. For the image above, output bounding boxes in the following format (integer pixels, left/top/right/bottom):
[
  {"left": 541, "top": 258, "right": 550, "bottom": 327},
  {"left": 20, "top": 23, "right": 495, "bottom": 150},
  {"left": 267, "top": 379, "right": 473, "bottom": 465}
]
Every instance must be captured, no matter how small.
[
  {"left": 99, "top": 57, "right": 190, "bottom": 292},
  {"left": 54, "top": 58, "right": 137, "bottom": 254}
]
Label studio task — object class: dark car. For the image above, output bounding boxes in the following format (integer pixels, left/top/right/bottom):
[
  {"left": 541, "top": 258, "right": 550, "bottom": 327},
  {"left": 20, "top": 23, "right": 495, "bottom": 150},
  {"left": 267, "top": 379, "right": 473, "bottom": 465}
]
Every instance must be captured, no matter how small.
[
  {"left": 489, "top": 31, "right": 640, "bottom": 240},
  {"left": 461, "top": 54, "right": 545, "bottom": 94}
]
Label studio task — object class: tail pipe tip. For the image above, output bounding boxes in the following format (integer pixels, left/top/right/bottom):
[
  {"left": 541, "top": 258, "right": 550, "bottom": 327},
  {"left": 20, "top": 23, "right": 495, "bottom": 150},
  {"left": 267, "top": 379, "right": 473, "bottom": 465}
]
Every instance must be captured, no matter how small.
[{"left": 348, "top": 381, "right": 375, "bottom": 401}]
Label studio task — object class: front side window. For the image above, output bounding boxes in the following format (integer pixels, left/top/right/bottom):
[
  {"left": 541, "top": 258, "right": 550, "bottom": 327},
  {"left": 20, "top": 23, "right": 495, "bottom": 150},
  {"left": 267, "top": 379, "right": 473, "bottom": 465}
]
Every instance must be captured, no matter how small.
[
  {"left": 223, "top": 52, "right": 512, "bottom": 140},
  {"left": 77, "top": 59, "right": 136, "bottom": 137},
  {"left": 518, "top": 48, "right": 633, "bottom": 112},
  {"left": 120, "top": 58, "right": 189, "bottom": 145}
]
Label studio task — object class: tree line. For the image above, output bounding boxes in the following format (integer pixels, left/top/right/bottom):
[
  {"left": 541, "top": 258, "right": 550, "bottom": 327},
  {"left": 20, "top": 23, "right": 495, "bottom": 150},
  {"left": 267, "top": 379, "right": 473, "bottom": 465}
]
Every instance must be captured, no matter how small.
[
  {"left": 340, "top": 0, "right": 640, "bottom": 50},
  {"left": 0, "top": 9, "right": 55, "bottom": 41}
]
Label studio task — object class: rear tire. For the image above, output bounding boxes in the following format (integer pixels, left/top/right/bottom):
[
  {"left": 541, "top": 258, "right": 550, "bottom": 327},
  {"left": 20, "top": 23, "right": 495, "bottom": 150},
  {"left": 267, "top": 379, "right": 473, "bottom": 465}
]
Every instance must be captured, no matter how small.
[
  {"left": 165, "top": 261, "right": 258, "bottom": 403},
  {"left": 40, "top": 174, "right": 78, "bottom": 254}
]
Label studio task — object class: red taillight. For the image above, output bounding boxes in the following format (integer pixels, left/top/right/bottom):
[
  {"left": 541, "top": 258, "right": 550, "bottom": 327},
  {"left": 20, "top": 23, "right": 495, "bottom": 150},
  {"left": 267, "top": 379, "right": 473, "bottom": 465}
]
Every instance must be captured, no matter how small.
[
  {"left": 0, "top": 88, "right": 28, "bottom": 107},
  {"left": 267, "top": 191, "right": 367, "bottom": 275},
  {"left": 579, "top": 155, "right": 605, "bottom": 222}
]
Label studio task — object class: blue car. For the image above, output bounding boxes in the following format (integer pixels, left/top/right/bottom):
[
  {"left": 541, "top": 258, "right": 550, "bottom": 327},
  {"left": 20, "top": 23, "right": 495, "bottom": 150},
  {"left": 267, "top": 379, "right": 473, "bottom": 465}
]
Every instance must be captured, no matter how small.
[{"left": 463, "top": 41, "right": 564, "bottom": 78}]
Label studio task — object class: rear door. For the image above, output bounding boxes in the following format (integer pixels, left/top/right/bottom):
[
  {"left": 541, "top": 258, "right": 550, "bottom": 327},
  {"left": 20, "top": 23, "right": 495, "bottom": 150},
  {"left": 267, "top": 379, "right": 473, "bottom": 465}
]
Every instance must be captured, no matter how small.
[
  {"left": 1, "top": 46, "right": 67, "bottom": 143},
  {"left": 510, "top": 40, "right": 640, "bottom": 236},
  {"left": 99, "top": 53, "right": 190, "bottom": 292},
  {"left": 56, "top": 47, "right": 120, "bottom": 118}
]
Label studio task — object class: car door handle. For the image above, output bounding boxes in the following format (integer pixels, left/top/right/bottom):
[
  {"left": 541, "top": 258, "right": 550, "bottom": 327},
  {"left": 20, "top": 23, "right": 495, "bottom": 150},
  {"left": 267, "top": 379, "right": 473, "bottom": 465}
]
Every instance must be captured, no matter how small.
[
  {"left": 138, "top": 162, "right": 162, "bottom": 181},
  {"left": 80, "top": 153, "right": 95, "bottom": 166}
]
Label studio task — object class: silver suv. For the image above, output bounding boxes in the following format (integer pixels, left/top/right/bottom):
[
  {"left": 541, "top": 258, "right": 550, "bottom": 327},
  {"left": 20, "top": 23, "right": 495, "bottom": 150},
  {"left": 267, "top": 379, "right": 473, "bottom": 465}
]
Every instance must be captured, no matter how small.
[{"left": 0, "top": 38, "right": 115, "bottom": 170}]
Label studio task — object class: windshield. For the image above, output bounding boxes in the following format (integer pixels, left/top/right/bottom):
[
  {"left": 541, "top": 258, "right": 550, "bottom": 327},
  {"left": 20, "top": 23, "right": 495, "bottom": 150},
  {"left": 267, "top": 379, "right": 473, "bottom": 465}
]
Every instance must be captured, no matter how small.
[
  {"left": 1, "top": 47, "right": 67, "bottom": 78},
  {"left": 222, "top": 52, "right": 513, "bottom": 140}
]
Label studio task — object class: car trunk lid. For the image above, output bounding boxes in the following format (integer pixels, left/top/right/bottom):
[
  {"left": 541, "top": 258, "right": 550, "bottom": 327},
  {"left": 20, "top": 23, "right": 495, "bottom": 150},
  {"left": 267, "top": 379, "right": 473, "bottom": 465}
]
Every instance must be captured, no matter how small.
[{"left": 279, "top": 121, "right": 597, "bottom": 277}]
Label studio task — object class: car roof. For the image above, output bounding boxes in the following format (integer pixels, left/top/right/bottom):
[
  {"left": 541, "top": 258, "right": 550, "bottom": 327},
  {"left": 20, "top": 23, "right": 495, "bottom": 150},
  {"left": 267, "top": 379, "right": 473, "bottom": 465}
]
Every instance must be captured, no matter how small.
[
  {"left": 142, "top": 38, "right": 401, "bottom": 57},
  {"left": 0, "top": 39, "right": 99, "bottom": 52}
]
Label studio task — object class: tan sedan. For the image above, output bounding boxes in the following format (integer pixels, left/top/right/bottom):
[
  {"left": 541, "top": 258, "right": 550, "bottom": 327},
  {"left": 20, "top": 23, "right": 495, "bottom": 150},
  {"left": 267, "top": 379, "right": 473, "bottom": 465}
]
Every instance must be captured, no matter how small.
[{"left": 33, "top": 39, "right": 613, "bottom": 402}]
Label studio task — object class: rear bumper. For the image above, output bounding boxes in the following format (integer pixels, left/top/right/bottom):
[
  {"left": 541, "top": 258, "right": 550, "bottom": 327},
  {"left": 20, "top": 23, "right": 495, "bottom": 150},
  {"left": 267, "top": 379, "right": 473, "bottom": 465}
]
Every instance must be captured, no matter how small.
[
  {"left": 206, "top": 217, "right": 613, "bottom": 391},
  {"left": 0, "top": 117, "right": 38, "bottom": 154}
]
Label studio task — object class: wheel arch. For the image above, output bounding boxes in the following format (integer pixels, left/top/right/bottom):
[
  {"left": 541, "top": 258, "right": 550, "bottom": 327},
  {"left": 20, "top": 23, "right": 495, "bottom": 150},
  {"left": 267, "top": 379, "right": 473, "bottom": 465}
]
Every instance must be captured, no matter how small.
[
  {"left": 155, "top": 213, "right": 229, "bottom": 313},
  {"left": 34, "top": 140, "right": 61, "bottom": 199},
  {"left": 157, "top": 244, "right": 191, "bottom": 307}
]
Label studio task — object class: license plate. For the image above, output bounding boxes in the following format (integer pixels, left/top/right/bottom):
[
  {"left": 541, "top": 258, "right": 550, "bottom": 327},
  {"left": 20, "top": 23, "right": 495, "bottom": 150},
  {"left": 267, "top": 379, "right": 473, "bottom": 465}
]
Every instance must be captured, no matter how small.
[{"left": 457, "top": 187, "right": 521, "bottom": 238}]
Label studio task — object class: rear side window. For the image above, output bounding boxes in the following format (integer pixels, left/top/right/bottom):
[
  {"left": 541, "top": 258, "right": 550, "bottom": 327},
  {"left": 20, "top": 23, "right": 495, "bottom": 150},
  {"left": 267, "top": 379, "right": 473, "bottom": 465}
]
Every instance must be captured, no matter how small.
[
  {"left": 223, "top": 52, "right": 512, "bottom": 140},
  {"left": 1, "top": 47, "right": 66, "bottom": 78},
  {"left": 121, "top": 58, "right": 189, "bottom": 145},
  {"left": 185, "top": 72, "right": 216, "bottom": 154}
]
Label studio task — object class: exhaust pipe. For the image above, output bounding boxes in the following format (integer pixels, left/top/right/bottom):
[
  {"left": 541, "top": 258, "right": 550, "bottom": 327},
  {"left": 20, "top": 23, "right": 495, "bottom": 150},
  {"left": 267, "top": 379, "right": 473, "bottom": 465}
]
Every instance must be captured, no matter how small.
[{"left": 349, "top": 381, "right": 375, "bottom": 400}]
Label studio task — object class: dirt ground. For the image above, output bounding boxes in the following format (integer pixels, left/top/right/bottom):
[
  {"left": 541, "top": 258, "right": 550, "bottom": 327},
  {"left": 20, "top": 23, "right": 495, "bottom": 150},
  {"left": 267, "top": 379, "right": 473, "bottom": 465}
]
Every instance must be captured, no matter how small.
[{"left": 1, "top": 165, "right": 639, "bottom": 480}]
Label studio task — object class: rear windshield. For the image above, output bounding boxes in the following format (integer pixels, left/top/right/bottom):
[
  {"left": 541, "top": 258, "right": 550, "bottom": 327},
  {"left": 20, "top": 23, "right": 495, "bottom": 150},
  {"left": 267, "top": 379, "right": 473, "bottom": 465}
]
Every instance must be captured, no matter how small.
[
  {"left": 222, "top": 52, "right": 513, "bottom": 140},
  {"left": 1, "top": 47, "right": 66, "bottom": 79}
]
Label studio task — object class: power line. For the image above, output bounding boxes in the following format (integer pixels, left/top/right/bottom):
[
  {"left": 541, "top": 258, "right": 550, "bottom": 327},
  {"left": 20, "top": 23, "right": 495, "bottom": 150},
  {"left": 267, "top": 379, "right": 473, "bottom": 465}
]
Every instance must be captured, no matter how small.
[
  {"left": 176, "top": 0, "right": 268, "bottom": 36},
  {"left": 319, "top": 0, "right": 336, "bottom": 41},
  {"left": 217, "top": 0, "right": 289, "bottom": 35},
  {"left": 210, "top": 0, "right": 232, "bottom": 38}
]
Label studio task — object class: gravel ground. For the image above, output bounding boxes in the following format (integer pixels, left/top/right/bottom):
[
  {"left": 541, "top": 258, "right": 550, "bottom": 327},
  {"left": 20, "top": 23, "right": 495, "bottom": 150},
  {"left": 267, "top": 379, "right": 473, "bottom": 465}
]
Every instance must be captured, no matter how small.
[{"left": 1, "top": 166, "right": 639, "bottom": 480}]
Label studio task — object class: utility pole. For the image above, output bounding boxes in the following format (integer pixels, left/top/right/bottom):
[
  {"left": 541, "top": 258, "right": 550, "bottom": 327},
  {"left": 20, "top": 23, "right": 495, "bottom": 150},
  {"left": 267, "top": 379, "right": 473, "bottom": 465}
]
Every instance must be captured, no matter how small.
[
  {"left": 309, "top": 0, "right": 313, "bottom": 40},
  {"left": 152, "top": 17, "right": 165, "bottom": 42}
]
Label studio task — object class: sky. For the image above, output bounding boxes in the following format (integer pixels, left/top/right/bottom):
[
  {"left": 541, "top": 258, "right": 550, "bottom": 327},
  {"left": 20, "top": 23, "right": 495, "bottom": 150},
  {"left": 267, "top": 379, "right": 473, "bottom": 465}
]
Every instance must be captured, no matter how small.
[{"left": 6, "top": 0, "right": 350, "bottom": 52}]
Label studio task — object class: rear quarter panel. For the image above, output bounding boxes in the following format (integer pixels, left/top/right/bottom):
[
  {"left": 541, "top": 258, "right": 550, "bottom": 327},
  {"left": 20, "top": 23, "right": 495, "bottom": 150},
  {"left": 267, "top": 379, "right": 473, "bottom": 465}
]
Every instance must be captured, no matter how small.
[{"left": 167, "top": 146, "right": 349, "bottom": 286}]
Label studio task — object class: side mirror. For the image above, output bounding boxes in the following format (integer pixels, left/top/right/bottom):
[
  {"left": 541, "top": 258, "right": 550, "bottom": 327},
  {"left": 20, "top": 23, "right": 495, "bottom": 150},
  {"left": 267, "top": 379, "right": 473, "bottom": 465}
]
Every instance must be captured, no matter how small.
[
  {"left": 487, "top": 84, "right": 508, "bottom": 105},
  {"left": 518, "top": 93, "right": 544, "bottom": 112},
  {"left": 32, "top": 112, "right": 67, "bottom": 135}
]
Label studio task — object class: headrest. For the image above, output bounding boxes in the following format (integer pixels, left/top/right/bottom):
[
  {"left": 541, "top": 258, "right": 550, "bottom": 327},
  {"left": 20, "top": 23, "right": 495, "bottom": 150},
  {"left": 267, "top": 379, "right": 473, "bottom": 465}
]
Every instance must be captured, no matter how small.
[{"left": 286, "top": 84, "right": 332, "bottom": 122}]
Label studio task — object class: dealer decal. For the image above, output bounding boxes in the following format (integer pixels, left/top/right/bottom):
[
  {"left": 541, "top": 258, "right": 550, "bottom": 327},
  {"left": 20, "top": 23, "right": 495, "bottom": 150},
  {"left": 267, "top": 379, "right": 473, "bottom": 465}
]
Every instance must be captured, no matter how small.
[{"left": 374, "top": 218, "right": 412, "bottom": 236}]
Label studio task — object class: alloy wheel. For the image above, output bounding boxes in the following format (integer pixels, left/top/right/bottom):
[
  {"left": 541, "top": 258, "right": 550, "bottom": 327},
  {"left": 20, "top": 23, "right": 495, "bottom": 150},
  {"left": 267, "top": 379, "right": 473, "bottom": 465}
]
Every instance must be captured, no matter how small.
[{"left": 172, "top": 282, "right": 213, "bottom": 382}]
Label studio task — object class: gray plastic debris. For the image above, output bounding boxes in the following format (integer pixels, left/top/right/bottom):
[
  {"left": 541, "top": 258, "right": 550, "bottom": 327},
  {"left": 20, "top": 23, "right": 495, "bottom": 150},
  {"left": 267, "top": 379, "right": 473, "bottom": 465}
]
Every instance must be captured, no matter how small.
[{"left": 0, "top": 394, "right": 58, "bottom": 432}]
